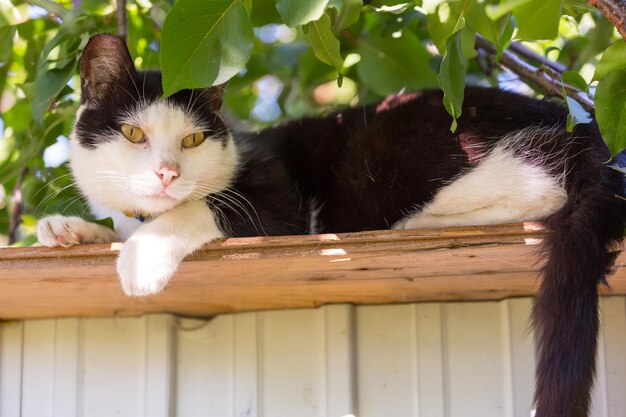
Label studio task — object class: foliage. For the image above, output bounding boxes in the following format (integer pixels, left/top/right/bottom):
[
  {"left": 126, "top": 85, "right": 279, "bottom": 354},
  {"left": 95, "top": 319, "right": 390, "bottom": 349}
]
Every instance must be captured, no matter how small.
[{"left": 0, "top": 0, "right": 625, "bottom": 245}]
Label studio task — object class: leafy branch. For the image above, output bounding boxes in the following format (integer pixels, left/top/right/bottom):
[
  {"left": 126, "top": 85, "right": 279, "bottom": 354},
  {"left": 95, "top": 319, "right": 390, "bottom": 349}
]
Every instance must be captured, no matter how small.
[{"left": 474, "top": 35, "right": 596, "bottom": 115}]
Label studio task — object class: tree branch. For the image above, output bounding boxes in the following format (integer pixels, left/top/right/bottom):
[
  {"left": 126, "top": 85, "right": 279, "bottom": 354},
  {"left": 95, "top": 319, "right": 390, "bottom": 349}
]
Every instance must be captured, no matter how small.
[
  {"left": 475, "top": 35, "right": 596, "bottom": 115},
  {"left": 116, "top": 0, "right": 127, "bottom": 42},
  {"left": 509, "top": 42, "right": 569, "bottom": 73},
  {"left": 8, "top": 168, "right": 27, "bottom": 246},
  {"left": 589, "top": 0, "right": 626, "bottom": 40}
]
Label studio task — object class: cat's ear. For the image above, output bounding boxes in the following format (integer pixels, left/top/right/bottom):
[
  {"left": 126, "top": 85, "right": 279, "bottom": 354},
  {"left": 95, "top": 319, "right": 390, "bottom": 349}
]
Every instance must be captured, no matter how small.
[
  {"left": 80, "top": 34, "right": 137, "bottom": 102},
  {"left": 196, "top": 83, "right": 227, "bottom": 112}
]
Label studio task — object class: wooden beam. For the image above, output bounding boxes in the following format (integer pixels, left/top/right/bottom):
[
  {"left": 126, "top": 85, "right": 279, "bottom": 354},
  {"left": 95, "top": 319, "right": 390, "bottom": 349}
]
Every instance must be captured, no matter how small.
[{"left": 0, "top": 223, "right": 624, "bottom": 320}]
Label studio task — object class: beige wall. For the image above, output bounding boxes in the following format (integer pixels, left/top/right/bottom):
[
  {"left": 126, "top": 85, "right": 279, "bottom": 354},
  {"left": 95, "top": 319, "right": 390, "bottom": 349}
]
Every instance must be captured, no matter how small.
[{"left": 1, "top": 297, "right": 625, "bottom": 417}]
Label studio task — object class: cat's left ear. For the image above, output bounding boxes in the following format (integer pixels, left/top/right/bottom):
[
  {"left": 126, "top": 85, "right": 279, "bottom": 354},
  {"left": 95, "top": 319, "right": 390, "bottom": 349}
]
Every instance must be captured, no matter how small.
[
  {"left": 195, "top": 83, "right": 227, "bottom": 112},
  {"left": 80, "top": 34, "right": 138, "bottom": 102}
]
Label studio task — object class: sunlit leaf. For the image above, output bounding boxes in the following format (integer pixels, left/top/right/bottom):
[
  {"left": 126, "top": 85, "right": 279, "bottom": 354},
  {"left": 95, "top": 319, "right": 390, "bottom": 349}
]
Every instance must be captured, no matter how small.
[
  {"left": 595, "top": 68, "right": 626, "bottom": 156},
  {"left": 465, "top": 0, "right": 500, "bottom": 44},
  {"left": 328, "top": 0, "right": 362, "bottom": 32},
  {"left": 423, "top": 0, "right": 450, "bottom": 14},
  {"left": 303, "top": 13, "right": 343, "bottom": 80},
  {"left": 594, "top": 41, "right": 626, "bottom": 81},
  {"left": 485, "top": 0, "right": 531, "bottom": 20},
  {"left": 276, "top": 0, "right": 329, "bottom": 27},
  {"left": 513, "top": 0, "right": 561, "bottom": 40},
  {"left": 438, "top": 24, "right": 470, "bottom": 132},
  {"left": 427, "top": 2, "right": 458, "bottom": 54},
  {"left": 357, "top": 30, "right": 437, "bottom": 96},
  {"left": 0, "top": 0, "right": 18, "bottom": 27},
  {"left": 160, "top": 0, "right": 254, "bottom": 96}
]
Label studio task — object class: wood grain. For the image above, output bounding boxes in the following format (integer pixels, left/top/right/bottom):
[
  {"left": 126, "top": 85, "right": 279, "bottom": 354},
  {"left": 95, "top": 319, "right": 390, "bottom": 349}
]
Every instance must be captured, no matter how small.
[{"left": 1, "top": 223, "right": 624, "bottom": 320}]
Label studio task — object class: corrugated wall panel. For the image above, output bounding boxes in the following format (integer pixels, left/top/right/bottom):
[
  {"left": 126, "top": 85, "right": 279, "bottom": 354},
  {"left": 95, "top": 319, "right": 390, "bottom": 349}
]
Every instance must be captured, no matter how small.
[
  {"left": 1, "top": 297, "right": 625, "bottom": 417},
  {"left": 0, "top": 321, "right": 23, "bottom": 417}
]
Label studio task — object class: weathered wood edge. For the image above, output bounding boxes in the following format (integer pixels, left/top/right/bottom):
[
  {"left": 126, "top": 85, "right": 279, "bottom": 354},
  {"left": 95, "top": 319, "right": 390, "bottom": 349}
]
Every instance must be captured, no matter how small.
[{"left": 0, "top": 223, "right": 624, "bottom": 320}]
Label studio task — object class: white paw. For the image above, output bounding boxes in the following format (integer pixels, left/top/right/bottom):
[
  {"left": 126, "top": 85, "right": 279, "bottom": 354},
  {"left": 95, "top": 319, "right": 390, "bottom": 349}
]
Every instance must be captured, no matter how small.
[
  {"left": 37, "top": 215, "right": 118, "bottom": 247},
  {"left": 117, "top": 234, "right": 180, "bottom": 296}
]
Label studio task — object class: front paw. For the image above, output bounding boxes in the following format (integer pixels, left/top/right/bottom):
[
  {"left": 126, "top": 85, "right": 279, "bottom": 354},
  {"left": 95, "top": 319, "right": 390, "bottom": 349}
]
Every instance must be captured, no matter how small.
[
  {"left": 117, "top": 234, "right": 180, "bottom": 296},
  {"left": 38, "top": 215, "right": 118, "bottom": 247}
]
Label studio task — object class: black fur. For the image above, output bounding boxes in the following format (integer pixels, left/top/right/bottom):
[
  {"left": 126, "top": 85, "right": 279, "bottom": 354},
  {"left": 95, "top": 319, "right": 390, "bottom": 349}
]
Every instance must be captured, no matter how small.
[{"left": 77, "top": 34, "right": 626, "bottom": 417}]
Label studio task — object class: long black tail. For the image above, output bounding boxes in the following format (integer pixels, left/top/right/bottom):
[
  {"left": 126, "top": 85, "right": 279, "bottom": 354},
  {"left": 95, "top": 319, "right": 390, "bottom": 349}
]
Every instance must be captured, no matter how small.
[{"left": 533, "top": 125, "right": 626, "bottom": 417}]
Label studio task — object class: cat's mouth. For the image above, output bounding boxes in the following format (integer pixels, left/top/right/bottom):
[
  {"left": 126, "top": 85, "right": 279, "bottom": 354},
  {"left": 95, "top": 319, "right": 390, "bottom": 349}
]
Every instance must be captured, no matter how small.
[{"left": 147, "top": 191, "right": 177, "bottom": 201}]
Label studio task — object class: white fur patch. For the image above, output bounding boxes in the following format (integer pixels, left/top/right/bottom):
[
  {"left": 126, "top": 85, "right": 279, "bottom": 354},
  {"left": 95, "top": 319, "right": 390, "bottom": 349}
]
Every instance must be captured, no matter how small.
[
  {"left": 37, "top": 215, "right": 118, "bottom": 247},
  {"left": 394, "top": 130, "right": 568, "bottom": 229},
  {"left": 117, "top": 199, "right": 223, "bottom": 296}
]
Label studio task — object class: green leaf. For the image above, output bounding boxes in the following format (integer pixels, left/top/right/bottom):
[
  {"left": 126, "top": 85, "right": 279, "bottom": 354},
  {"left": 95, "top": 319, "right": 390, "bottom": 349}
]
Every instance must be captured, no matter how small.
[
  {"left": 93, "top": 217, "right": 115, "bottom": 230},
  {"left": 564, "top": 96, "right": 592, "bottom": 132},
  {"left": 303, "top": 13, "right": 343, "bottom": 78},
  {"left": 427, "top": 2, "right": 458, "bottom": 54},
  {"left": 0, "top": 0, "right": 18, "bottom": 27},
  {"left": 3, "top": 100, "right": 32, "bottom": 133},
  {"left": 10, "top": 235, "right": 38, "bottom": 248},
  {"left": 496, "top": 18, "right": 514, "bottom": 59},
  {"left": 0, "top": 25, "right": 15, "bottom": 62},
  {"left": 160, "top": 0, "right": 254, "bottom": 97},
  {"left": 438, "top": 24, "right": 470, "bottom": 132},
  {"left": 423, "top": 0, "right": 450, "bottom": 14},
  {"left": 575, "top": 15, "right": 614, "bottom": 67},
  {"left": 276, "top": 0, "right": 329, "bottom": 27},
  {"left": 356, "top": 30, "right": 437, "bottom": 97},
  {"left": 32, "top": 62, "right": 76, "bottom": 123},
  {"left": 485, "top": 0, "right": 531, "bottom": 19},
  {"left": 512, "top": 0, "right": 562, "bottom": 40},
  {"left": 595, "top": 68, "right": 626, "bottom": 156},
  {"left": 328, "top": 0, "right": 362, "bottom": 32},
  {"left": 465, "top": 0, "right": 500, "bottom": 44},
  {"left": 368, "top": 2, "right": 414, "bottom": 14},
  {"left": 251, "top": 0, "right": 282, "bottom": 25},
  {"left": 562, "top": 71, "right": 588, "bottom": 92},
  {"left": 594, "top": 41, "right": 626, "bottom": 82}
]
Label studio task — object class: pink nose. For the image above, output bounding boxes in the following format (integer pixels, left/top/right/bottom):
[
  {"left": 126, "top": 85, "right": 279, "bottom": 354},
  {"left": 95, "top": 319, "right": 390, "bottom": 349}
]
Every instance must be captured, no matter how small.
[{"left": 155, "top": 164, "right": 179, "bottom": 187}]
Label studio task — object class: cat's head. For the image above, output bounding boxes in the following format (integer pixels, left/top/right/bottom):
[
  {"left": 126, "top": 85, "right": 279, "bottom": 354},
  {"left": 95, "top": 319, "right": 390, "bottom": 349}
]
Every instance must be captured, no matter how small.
[{"left": 70, "top": 34, "right": 237, "bottom": 215}]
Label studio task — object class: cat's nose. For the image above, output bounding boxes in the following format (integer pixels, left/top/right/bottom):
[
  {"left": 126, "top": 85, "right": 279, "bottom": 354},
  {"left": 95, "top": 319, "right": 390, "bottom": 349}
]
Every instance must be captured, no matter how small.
[{"left": 155, "top": 164, "right": 180, "bottom": 187}]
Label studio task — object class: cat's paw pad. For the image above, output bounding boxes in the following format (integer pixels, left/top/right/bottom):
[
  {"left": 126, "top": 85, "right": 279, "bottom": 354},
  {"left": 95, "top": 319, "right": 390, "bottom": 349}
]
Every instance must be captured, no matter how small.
[
  {"left": 37, "top": 215, "right": 117, "bottom": 247},
  {"left": 117, "top": 234, "right": 179, "bottom": 296}
]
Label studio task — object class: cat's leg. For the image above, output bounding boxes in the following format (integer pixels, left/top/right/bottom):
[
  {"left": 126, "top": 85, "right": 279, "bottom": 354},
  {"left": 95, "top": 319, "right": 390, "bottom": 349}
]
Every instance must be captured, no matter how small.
[
  {"left": 117, "top": 199, "right": 222, "bottom": 296},
  {"left": 394, "top": 147, "right": 567, "bottom": 229},
  {"left": 37, "top": 215, "right": 118, "bottom": 247}
]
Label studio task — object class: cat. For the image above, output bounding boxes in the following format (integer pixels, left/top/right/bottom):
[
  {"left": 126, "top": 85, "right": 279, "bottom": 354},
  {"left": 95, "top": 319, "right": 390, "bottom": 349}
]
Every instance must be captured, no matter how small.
[{"left": 37, "top": 34, "right": 625, "bottom": 417}]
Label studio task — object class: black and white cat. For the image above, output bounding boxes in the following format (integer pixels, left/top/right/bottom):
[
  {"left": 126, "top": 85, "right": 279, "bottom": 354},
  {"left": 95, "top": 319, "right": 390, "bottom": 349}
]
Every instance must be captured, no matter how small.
[{"left": 37, "top": 34, "right": 625, "bottom": 417}]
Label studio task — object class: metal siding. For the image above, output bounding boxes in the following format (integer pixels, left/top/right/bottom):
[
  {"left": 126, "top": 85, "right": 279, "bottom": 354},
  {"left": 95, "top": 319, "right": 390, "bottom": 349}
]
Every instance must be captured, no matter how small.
[{"left": 1, "top": 298, "right": 625, "bottom": 417}]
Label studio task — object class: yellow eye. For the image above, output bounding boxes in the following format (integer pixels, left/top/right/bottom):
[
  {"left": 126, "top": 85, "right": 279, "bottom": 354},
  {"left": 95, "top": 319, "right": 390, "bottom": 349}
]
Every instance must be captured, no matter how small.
[
  {"left": 181, "top": 132, "right": 206, "bottom": 148},
  {"left": 120, "top": 123, "right": 145, "bottom": 143}
]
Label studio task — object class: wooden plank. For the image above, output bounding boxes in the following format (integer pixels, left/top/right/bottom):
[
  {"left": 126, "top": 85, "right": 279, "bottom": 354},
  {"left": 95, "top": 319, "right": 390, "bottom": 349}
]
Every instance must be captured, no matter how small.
[{"left": 0, "top": 223, "right": 624, "bottom": 320}]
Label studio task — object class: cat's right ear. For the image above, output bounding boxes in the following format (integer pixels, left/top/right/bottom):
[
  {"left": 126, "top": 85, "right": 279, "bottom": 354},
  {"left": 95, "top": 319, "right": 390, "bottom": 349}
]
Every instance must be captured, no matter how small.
[{"left": 80, "top": 34, "right": 137, "bottom": 102}]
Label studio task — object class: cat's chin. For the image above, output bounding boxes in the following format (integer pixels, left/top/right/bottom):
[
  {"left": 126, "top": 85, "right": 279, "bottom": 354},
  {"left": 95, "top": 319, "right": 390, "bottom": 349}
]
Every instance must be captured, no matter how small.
[
  {"left": 106, "top": 192, "right": 181, "bottom": 216},
  {"left": 135, "top": 193, "right": 181, "bottom": 213}
]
